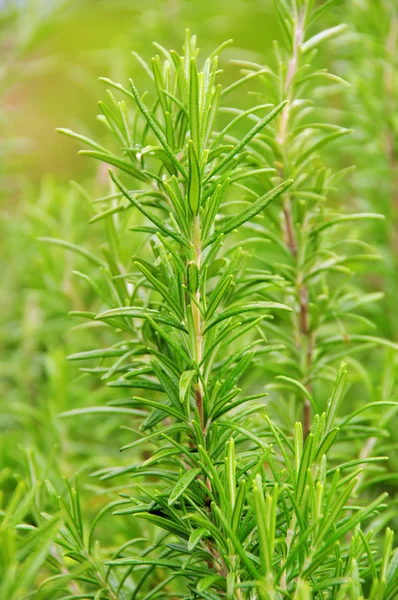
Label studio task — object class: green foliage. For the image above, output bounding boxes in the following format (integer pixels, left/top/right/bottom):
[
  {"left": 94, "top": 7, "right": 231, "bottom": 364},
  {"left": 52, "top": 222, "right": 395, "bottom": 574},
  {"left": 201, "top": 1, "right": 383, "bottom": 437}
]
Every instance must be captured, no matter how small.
[{"left": 1, "top": 1, "right": 398, "bottom": 599}]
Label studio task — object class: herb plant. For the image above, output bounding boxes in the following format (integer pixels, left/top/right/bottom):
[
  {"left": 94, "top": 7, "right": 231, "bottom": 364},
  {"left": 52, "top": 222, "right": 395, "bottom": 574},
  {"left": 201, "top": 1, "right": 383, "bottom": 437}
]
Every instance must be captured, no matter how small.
[{"left": 2, "top": 1, "right": 398, "bottom": 599}]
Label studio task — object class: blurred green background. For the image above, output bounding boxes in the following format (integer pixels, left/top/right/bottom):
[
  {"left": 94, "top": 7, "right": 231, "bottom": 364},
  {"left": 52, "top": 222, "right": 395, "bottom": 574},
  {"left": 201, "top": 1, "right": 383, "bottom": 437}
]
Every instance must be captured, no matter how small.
[{"left": 2, "top": 0, "right": 285, "bottom": 181}]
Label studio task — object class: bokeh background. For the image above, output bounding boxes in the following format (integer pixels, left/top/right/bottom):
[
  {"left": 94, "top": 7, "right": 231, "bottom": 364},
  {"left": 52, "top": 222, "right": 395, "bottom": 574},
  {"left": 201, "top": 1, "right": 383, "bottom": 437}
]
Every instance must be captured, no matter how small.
[{"left": 2, "top": 0, "right": 286, "bottom": 180}]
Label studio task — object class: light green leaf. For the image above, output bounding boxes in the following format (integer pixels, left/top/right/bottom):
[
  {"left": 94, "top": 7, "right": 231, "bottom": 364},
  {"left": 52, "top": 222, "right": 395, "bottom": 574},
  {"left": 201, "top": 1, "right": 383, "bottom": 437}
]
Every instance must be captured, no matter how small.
[
  {"left": 56, "top": 128, "right": 107, "bottom": 152},
  {"left": 188, "top": 527, "right": 208, "bottom": 551},
  {"left": 146, "top": 316, "right": 192, "bottom": 364},
  {"left": 179, "top": 370, "right": 197, "bottom": 405},
  {"left": 205, "top": 179, "right": 293, "bottom": 245},
  {"left": 205, "top": 275, "right": 232, "bottom": 320},
  {"left": 276, "top": 375, "right": 320, "bottom": 414},
  {"left": 188, "top": 140, "right": 201, "bottom": 214},
  {"left": 59, "top": 407, "right": 146, "bottom": 418},
  {"left": 311, "top": 213, "right": 385, "bottom": 236},
  {"left": 38, "top": 237, "right": 105, "bottom": 267},
  {"left": 206, "top": 101, "right": 287, "bottom": 180},
  {"left": 168, "top": 468, "right": 201, "bottom": 505},
  {"left": 79, "top": 149, "right": 148, "bottom": 182},
  {"left": 109, "top": 170, "right": 189, "bottom": 247},
  {"left": 13, "top": 518, "right": 60, "bottom": 594},
  {"left": 302, "top": 24, "right": 347, "bottom": 52},
  {"left": 189, "top": 58, "right": 200, "bottom": 153},
  {"left": 95, "top": 306, "right": 186, "bottom": 331},
  {"left": 129, "top": 78, "right": 187, "bottom": 178},
  {"left": 204, "top": 301, "right": 291, "bottom": 333}
]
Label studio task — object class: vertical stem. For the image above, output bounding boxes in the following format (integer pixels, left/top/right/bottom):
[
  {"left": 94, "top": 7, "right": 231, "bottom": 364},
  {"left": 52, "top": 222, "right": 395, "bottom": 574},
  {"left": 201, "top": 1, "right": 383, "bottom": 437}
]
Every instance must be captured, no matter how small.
[
  {"left": 192, "top": 214, "right": 205, "bottom": 431},
  {"left": 299, "top": 283, "right": 312, "bottom": 437},
  {"left": 191, "top": 215, "right": 223, "bottom": 572},
  {"left": 384, "top": 13, "right": 398, "bottom": 339},
  {"left": 277, "top": 9, "right": 313, "bottom": 437},
  {"left": 282, "top": 200, "right": 297, "bottom": 257}
]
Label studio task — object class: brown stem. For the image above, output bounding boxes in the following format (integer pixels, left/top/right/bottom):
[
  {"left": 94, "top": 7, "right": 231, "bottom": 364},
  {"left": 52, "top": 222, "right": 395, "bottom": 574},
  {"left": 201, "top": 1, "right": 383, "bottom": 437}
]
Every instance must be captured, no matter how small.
[
  {"left": 283, "top": 197, "right": 298, "bottom": 257},
  {"left": 195, "top": 387, "right": 204, "bottom": 429},
  {"left": 302, "top": 398, "right": 311, "bottom": 440},
  {"left": 299, "top": 281, "right": 313, "bottom": 437},
  {"left": 299, "top": 284, "right": 309, "bottom": 335}
]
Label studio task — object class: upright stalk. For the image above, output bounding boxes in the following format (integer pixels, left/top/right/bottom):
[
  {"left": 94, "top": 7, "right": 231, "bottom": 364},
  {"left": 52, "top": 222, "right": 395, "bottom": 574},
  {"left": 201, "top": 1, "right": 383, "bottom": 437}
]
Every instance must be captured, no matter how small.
[
  {"left": 192, "top": 214, "right": 205, "bottom": 431},
  {"left": 277, "top": 7, "right": 313, "bottom": 436}
]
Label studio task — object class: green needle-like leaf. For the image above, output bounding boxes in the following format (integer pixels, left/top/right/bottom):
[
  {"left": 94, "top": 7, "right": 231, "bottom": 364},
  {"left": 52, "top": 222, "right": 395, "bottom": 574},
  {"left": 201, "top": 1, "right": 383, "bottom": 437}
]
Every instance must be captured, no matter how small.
[
  {"left": 168, "top": 468, "right": 201, "bottom": 505},
  {"left": 205, "top": 179, "right": 293, "bottom": 246},
  {"left": 205, "top": 101, "right": 287, "bottom": 180},
  {"left": 204, "top": 301, "right": 291, "bottom": 332}
]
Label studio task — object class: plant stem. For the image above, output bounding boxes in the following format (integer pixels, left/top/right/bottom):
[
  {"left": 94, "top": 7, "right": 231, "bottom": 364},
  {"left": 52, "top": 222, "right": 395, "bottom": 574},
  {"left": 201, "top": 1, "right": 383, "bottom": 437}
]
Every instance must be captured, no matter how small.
[
  {"left": 192, "top": 214, "right": 205, "bottom": 431},
  {"left": 277, "top": 8, "right": 313, "bottom": 436},
  {"left": 82, "top": 550, "right": 118, "bottom": 600},
  {"left": 384, "top": 12, "right": 398, "bottom": 339}
]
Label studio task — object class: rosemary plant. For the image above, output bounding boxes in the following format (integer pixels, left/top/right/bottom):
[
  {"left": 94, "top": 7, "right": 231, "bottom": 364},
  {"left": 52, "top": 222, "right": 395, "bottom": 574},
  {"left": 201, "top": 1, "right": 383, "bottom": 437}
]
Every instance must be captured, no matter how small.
[{"left": 26, "top": 4, "right": 398, "bottom": 600}]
